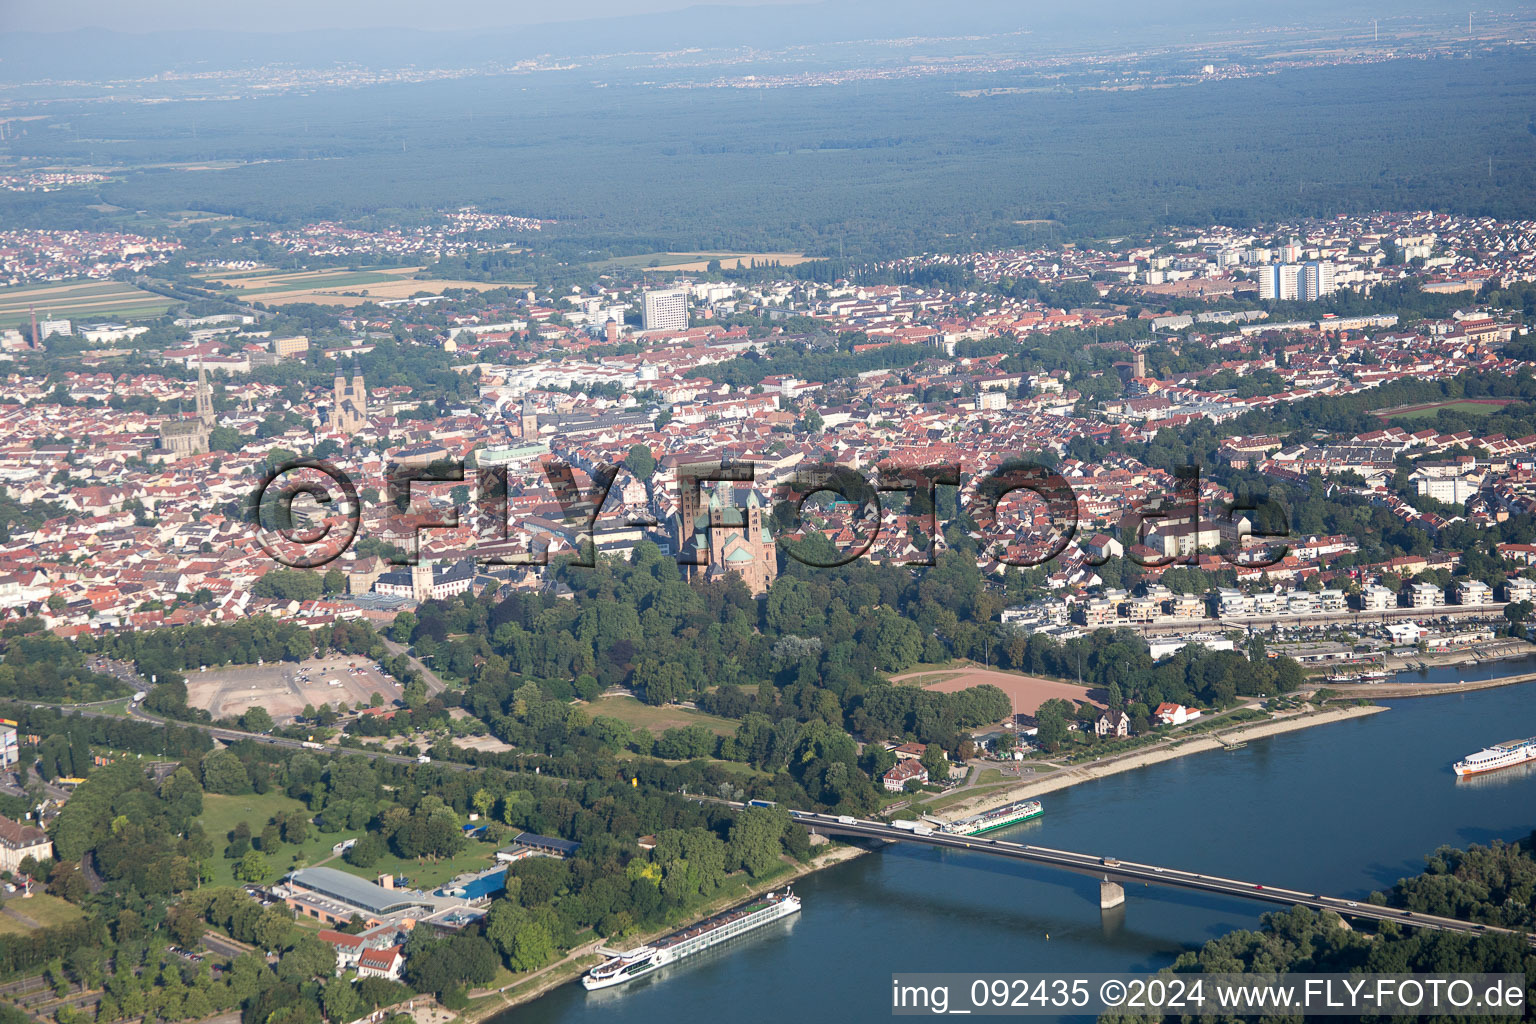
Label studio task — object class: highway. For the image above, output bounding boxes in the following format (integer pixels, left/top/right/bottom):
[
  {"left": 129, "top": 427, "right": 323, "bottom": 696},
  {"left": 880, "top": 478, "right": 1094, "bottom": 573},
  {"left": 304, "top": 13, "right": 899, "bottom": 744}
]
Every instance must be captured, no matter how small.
[{"left": 784, "top": 809, "right": 1534, "bottom": 944}]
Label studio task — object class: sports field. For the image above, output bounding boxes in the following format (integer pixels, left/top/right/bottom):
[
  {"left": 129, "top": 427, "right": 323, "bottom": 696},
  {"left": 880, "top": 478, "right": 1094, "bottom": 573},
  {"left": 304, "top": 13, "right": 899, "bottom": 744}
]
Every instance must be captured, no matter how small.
[
  {"left": 892, "top": 664, "right": 1103, "bottom": 716},
  {"left": 0, "top": 280, "right": 176, "bottom": 321},
  {"left": 199, "top": 266, "right": 506, "bottom": 306},
  {"left": 1375, "top": 398, "right": 1515, "bottom": 420}
]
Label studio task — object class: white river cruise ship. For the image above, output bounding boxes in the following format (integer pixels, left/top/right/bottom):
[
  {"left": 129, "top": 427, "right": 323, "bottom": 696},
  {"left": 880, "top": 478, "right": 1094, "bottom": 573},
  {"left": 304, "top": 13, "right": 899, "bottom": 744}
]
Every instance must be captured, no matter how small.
[
  {"left": 582, "top": 887, "right": 801, "bottom": 991},
  {"left": 1453, "top": 737, "right": 1536, "bottom": 777}
]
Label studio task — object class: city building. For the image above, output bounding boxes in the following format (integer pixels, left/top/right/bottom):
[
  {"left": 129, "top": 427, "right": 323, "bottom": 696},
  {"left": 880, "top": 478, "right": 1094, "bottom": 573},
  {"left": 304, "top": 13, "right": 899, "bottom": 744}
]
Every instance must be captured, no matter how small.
[
  {"left": 1409, "top": 582, "right": 1442, "bottom": 608},
  {"left": 1504, "top": 577, "right": 1536, "bottom": 604},
  {"left": 277, "top": 866, "right": 438, "bottom": 926},
  {"left": 642, "top": 288, "right": 689, "bottom": 332},
  {"left": 1095, "top": 710, "right": 1131, "bottom": 738},
  {"left": 1299, "top": 260, "right": 1336, "bottom": 301},
  {"left": 39, "top": 318, "right": 71, "bottom": 340},
  {"left": 882, "top": 760, "right": 928, "bottom": 792},
  {"left": 373, "top": 559, "right": 477, "bottom": 602},
  {"left": 1455, "top": 579, "right": 1493, "bottom": 606},
  {"left": 0, "top": 814, "right": 53, "bottom": 874},
  {"left": 519, "top": 396, "right": 538, "bottom": 440},
  {"left": 272, "top": 335, "right": 310, "bottom": 358},
  {"left": 1154, "top": 703, "right": 1202, "bottom": 726},
  {"left": 0, "top": 719, "right": 17, "bottom": 769},
  {"left": 496, "top": 832, "right": 580, "bottom": 860},
  {"left": 1360, "top": 584, "right": 1395, "bottom": 611},
  {"left": 355, "top": 946, "right": 405, "bottom": 981}
]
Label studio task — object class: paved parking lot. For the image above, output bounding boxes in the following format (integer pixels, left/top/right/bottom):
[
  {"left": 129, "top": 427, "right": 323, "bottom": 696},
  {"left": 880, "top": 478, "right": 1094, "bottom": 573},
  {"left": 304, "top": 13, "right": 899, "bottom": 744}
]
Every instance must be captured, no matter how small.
[{"left": 185, "top": 655, "right": 402, "bottom": 723}]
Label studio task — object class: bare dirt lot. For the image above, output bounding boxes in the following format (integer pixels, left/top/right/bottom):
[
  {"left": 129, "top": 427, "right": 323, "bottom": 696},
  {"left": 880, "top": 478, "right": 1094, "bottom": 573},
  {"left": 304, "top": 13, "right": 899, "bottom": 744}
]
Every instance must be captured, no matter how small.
[
  {"left": 892, "top": 664, "right": 1103, "bottom": 716},
  {"left": 185, "top": 654, "right": 403, "bottom": 723}
]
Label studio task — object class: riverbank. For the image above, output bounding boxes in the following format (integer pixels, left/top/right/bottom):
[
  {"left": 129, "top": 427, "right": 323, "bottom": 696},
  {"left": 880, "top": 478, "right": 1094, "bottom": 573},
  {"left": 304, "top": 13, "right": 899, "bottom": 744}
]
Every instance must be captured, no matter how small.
[
  {"left": 1380, "top": 639, "right": 1535, "bottom": 671},
  {"left": 456, "top": 843, "right": 866, "bottom": 1024},
  {"left": 940, "top": 704, "right": 1388, "bottom": 821},
  {"left": 1329, "top": 670, "right": 1536, "bottom": 700}
]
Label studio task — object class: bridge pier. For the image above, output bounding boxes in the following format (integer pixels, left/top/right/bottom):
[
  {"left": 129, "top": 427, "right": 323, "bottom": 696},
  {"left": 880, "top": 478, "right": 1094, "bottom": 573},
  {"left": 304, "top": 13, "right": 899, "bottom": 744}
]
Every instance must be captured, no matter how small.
[{"left": 1099, "top": 877, "right": 1125, "bottom": 910}]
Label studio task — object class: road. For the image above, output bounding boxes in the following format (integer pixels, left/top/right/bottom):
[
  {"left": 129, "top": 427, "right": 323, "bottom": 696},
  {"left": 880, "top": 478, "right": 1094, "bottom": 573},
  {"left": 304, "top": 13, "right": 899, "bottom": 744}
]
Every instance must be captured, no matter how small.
[
  {"left": 783, "top": 809, "right": 1534, "bottom": 944},
  {"left": 34, "top": 698, "right": 463, "bottom": 771},
  {"left": 382, "top": 638, "right": 449, "bottom": 696}
]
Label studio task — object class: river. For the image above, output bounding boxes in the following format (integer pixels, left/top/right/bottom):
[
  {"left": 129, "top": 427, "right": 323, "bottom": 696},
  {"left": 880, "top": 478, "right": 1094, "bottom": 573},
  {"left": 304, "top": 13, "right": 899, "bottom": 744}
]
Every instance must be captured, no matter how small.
[{"left": 503, "top": 663, "right": 1536, "bottom": 1024}]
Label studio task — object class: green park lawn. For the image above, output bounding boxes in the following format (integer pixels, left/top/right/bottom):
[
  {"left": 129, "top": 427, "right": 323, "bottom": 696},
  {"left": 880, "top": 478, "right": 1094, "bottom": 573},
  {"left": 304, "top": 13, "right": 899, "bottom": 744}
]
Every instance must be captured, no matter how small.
[
  {"left": 199, "top": 792, "right": 360, "bottom": 887},
  {"left": 199, "top": 791, "right": 501, "bottom": 892},
  {"left": 585, "top": 694, "right": 739, "bottom": 736},
  {"left": 0, "top": 893, "right": 87, "bottom": 934}
]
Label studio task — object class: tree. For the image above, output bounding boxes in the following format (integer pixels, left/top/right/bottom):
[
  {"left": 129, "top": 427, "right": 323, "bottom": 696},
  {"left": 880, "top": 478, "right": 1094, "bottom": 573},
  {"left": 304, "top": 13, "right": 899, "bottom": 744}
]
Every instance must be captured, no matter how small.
[
  {"left": 241, "top": 707, "right": 274, "bottom": 733},
  {"left": 234, "top": 850, "right": 272, "bottom": 885},
  {"left": 624, "top": 443, "right": 656, "bottom": 482},
  {"left": 322, "top": 978, "right": 362, "bottom": 1024},
  {"left": 1035, "top": 699, "right": 1073, "bottom": 752},
  {"left": 508, "top": 920, "right": 554, "bottom": 973},
  {"left": 201, "top": 750, "right": 250, "bottom": 794},
  {"left": 727, "top": 807, "right": 787, "bottom": 877},
  {"left": 920, "top": 744, "right": 950, "bottom": 785}
]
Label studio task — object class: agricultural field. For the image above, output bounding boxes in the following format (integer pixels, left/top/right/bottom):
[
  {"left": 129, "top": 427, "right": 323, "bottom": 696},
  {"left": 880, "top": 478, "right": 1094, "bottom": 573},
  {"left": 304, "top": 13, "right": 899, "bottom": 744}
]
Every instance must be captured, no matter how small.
[
  {"left": 585, "top": 693, "right": 739, "bottom": 736},
  {"left": 0, "top": 894, "right": 87, "bottom": 935},
  {"left": 197, "top": 265, "right": 506, "bottom": 307},
  {"left": 0, "top": 280, "right": 176, "bottom": 322}
]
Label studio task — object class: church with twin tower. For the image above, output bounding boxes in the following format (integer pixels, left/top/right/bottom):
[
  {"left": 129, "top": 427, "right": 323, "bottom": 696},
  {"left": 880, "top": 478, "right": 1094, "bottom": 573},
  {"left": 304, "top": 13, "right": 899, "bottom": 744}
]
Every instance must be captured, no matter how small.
[
  {"left": 676, "top": 478, "right": 777, "bottom": 596},
  {"left": 331, "top": 374, "right": 368, "bottom": 434}
]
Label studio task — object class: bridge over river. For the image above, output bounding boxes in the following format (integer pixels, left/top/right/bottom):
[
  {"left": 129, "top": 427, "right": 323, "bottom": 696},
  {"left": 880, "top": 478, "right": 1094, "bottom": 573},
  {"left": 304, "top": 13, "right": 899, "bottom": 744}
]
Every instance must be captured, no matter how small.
[{"left": 780, "top": 808, "right": 1532, "bottom": 944}]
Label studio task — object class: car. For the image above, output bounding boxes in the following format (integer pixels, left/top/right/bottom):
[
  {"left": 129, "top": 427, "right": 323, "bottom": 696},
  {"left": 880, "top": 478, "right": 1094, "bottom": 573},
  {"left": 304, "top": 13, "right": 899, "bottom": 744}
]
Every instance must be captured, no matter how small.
[
  {"left": 1152, "top": 867, "right": 1163, "bottom": 873},
  {"left": 1345, "top": 901, "right": 1358, "bottom": 908},
  {"left": 1255, "top": 884, "right": 1264, "bottom": 890}
]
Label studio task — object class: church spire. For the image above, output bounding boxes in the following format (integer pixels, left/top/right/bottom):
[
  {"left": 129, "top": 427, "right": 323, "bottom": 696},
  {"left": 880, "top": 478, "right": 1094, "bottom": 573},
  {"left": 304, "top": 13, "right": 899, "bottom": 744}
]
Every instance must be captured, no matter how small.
[{"left": 195, "top": 361, "right": 216, "bottom": 427}]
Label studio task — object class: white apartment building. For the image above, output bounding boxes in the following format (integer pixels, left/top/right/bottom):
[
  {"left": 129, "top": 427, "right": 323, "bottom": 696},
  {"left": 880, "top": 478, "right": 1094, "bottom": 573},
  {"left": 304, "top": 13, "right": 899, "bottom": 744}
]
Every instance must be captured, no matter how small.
[
  {"left": 1360, "top": 585, "right": 1395, "bottom": 611},
  {"left": 1504, "top": 577, "right": 1536, "bottom": 604},
  {"left": 1409, "top": 581, "right": 1442, "bottom": 608},
  {"left": 642, "top": 288, "right": 689, "bottom": 332},
  {"left": 1455, "top": 579, "right": 1494, "bottom": 606}
]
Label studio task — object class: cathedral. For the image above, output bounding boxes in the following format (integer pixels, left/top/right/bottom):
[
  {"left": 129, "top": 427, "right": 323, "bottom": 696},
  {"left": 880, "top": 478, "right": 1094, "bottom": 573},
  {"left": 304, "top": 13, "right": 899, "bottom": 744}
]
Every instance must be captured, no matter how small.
[
  {"left": 330, "top": 375, "right": 368, "bottom": 434},
  {"left": 676, "top": 480, "right": 778, "bottom": 595}
]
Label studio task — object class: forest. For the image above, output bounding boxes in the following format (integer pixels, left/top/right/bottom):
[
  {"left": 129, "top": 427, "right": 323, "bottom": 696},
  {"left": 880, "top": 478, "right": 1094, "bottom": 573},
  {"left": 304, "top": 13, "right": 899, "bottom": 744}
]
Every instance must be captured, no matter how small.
[{"left": 3, "top": 52, "right": 1534, "bottom": 258}]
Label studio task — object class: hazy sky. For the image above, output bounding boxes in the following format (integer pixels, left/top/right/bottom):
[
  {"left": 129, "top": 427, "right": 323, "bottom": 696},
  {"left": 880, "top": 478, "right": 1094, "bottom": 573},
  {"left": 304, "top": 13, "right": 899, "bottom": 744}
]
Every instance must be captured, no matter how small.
[{"left": 5, "top": 0, "right": 808, "bottom": 33}]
